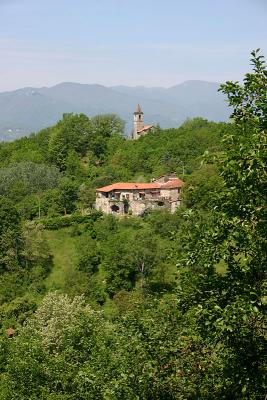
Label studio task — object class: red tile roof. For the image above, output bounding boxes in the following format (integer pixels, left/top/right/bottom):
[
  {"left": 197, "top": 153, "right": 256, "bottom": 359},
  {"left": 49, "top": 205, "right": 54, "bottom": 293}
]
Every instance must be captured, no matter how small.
[
  {"left": 96, "top": 182, "right": 161, "bottom": 192},
  {"left": 161, "top": 178, "right": 184, "bottom": 188},
  {"left": 137, "top": 124, "right": 154, "bottom": 133},
  {"left": 97, "top": 178, "right": 184, "bottom": 192}
]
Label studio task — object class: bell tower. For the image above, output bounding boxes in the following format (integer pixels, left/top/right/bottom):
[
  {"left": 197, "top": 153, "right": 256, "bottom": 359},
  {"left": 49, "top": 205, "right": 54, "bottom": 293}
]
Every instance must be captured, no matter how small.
[{"left": 132, "top": 104, "right": 144, "bottom": 139}]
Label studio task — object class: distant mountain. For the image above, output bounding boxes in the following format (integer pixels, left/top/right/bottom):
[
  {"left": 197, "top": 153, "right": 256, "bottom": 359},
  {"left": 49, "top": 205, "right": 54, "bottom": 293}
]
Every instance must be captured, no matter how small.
[{"left": 0, "top": 81, "right": 229, "bottom": 141}]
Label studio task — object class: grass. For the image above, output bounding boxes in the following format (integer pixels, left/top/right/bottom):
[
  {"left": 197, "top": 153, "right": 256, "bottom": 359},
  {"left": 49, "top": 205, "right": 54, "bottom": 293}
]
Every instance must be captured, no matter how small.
[{"left": 43, "top": 228, "right": 80, "bottom": 292}]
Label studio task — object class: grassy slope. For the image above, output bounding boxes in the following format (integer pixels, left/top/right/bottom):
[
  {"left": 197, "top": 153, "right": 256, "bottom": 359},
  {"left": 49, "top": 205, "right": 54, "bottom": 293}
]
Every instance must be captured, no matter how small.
[
  {"left": 41, "top": 220, "right": 226, "bottom": 309},
  {"left": 43, "top": 228, "right": 81, "bottom": 292}
]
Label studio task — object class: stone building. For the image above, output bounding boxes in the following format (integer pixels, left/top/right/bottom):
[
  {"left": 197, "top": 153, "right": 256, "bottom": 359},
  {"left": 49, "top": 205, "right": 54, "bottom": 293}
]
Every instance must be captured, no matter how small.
[
  {"left": 132, "top": 104, "right": 154, "bottom": 139},
  {"left": 95, "top": 174, "right": 184, "bottom": 216}
]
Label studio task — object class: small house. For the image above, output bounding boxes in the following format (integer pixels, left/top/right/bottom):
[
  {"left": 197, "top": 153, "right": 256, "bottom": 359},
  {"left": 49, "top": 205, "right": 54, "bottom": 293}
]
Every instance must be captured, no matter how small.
[{"left": 95, "top": 174, "right": 184, "bottom": 216}]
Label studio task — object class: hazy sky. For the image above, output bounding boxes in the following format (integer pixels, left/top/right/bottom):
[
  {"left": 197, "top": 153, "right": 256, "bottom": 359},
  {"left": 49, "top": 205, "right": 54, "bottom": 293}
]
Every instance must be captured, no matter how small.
[{"left": 0, "top": 0, "right": 266, "bottom": 91}]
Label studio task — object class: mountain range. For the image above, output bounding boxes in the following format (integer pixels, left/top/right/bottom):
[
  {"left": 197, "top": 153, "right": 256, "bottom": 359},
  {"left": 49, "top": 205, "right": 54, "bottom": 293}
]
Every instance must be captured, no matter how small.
[{"left": 0, "top": 80, "right": 230, "bottom": 141}]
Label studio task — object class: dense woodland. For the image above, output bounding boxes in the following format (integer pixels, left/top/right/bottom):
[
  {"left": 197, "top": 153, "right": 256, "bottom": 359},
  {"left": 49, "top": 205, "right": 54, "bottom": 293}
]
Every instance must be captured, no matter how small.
[{"left": 0, "top": 51, "right": 266, "bottom": 399}]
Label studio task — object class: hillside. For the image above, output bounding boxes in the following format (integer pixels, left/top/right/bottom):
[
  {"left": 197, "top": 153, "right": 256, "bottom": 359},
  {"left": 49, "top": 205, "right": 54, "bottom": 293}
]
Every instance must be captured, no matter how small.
[
  {"left": 0, "top": 109, "right": 265, "bottom": 398},
  {"left": 0, "top": 51, "right": 266, "bottom": 399},
  {"left": 0, "top": 80, "right": 229, "bottom": 140}
]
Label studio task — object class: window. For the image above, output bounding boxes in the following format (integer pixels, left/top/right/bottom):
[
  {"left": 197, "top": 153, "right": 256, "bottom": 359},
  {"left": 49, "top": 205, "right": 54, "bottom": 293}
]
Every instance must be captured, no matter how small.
[
  {"left": 114, "top": 191, "right": 121, "bottom": 200},
  {"left": 111, "top": 204, "right": 120, "bottom": 213},
  {"left": 151, "top": 190, "right": 160, "bottom": 198},
  {"left": 139, "top": 192, "right": 145, "bottom": 199}
]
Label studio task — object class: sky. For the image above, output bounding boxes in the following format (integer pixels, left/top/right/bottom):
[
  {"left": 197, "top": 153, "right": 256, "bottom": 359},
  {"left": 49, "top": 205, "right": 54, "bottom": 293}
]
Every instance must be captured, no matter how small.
[{"left": 0, "top": 0, "right": 266, "bottom": 91}]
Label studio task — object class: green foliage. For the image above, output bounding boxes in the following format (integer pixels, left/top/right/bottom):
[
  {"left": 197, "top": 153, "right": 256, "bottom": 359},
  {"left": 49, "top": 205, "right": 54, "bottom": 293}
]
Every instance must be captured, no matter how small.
[
  {"left": 39, "top": 211, "right": 102, "bottom": 230},
  {"left": 48, "top": 113, "right": 92, "bottom": 170},
  {"left": 0, "top": 51, "right": 265, "bottom": 400},
  {"left": 0, "top": 220, "right": 52, "bottom": 331},
  {"left": 77, "top": 184, "right": 96, "bottom": 212},
  {"left": 177, "top": 50, "right": 267, "bottom": 398},
  {"left": 65, "top": 149, "right": 85, "bottom": 180},
  {"left": 0, "top": 162, "right": 61, "bottom": 202},
  {"left": 43, "top": 228, "right": 81, "bottom": 293},
  {"left": 182, "top": 163, "right": 224, "bottom": 209},
  {"left": 89, "top": 114, "right": 125, "bottom": 158},
  {"left": 0, "top": 294, "right": 37, "bottom": 332},
  {"left": 16, "top": 194, "right": 40, "bottom": 219},
  {"left": 48, "top": 113, "right": 125, "bottom": 171},
  {"left": 40, "top": 188, "right": 63, "bottom": 217},
  {"left": 0, "top": 113, "right": 224, "bottom": 221},
  {"left": 77, "top": 236, "right": 101, "bottom": 275},
  {"left": 22, "top": 222, "right": 53, "bottom": 271},
  {"left": 100, "top": 222, "right": 173, "bottom": 296},
  {"left": 0, "top": 293, "right": 224, "bottom": 399},
  {"left": 58, "top": 177, "right": 79, "bottom": 214},
  {"left": 0, "top": 128, "right": 50, "bottom": 168},
  {"left": 0, "top": 197, "right": 22, "bottom": 273},
  {"left": 87, "top": 117, "right": 224, "bottom": 186}
]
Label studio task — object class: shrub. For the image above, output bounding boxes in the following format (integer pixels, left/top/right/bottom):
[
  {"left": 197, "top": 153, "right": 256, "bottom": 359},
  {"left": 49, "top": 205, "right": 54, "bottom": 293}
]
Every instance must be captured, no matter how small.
[{"left": 39, "top": 211, "right": 102, "bottom": 230}]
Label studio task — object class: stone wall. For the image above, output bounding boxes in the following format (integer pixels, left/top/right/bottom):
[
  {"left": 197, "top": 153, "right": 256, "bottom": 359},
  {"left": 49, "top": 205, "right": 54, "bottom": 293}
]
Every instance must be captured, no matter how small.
[
  {"left": 133, "top": 114, "right": 144, "bottom": 140},
  {"left": 96, "top": 196, "right": 173, "bottom": 216},
  {"left": 96, "top": 187, "right": 182, "bottom": 216},
  {"left": 160, "top": 188, "right": 180, "bottom": 201},
  {"left": 95, "top": 196, "right": 110, "bottom": 214}
]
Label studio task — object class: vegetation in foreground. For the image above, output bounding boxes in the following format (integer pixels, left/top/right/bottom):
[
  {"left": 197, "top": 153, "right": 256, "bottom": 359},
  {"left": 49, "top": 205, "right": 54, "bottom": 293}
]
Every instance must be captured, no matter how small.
[{"left": 0, "top": 51, "right": 266, "bottom": 399}]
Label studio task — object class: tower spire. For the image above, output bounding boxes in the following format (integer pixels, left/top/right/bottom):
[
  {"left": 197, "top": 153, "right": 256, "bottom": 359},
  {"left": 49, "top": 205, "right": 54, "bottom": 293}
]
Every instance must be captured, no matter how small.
[
  {"left": 132, "top": 103, "right": 144, "bottom": 139},
  {"left": 134, "top": 103, "right": 143, "bottom": 115}
]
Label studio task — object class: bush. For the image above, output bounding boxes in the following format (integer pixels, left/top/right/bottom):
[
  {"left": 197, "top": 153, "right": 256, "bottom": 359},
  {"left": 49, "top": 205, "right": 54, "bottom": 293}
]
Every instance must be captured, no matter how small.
[{"left": 39, "top": 211, "right": 102, "bottom": 230}]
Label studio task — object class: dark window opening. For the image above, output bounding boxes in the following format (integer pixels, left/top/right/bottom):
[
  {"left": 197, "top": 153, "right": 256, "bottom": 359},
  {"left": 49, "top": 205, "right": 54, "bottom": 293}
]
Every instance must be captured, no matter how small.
[
  {"left": 139, "top": 192, "right": 145, "bottom": 199},
  {"left": 111, "top": 204, "right": 120, "bottom": 213},
  {"left": 114, "top": 191, "right": 121, "bottom": 200}
]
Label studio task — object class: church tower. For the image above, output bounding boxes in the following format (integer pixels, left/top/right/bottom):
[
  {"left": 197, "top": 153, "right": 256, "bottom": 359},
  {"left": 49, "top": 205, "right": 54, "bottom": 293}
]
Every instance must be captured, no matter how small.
[{"left": 132, "top": 104, "right": 144, "bottom": 139}]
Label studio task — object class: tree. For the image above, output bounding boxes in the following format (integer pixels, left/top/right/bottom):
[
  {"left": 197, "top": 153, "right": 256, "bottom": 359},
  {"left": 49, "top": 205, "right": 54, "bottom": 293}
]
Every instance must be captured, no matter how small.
[
  {"left": 77, "top": 236, "right": 101, "bottom": 276},
  {"left": 90, "top": 113, "right": 124, "bottom": 136},
  {"left": 0, "top": 197, "right": 22, "bottom": 273},
  {"left": 179, "top": 50, "right": 267, "bottom": 398},
  {"left": 65, "top": 149, "right": 85, "bottom": 180},
  {"left": 89, "top": 114, "right": 125, "bottom": 159},
  {"left": 40, "top": 188, "right": 63, "bottom": 217},
  {"left": 0, "top": 162, "right": 62, "bottom": 218},
  {"left": 16, "top": 194, "right": 39, "bottom": 220},
  {"left": 130, "top": 230, "right": 161, "bottom": 288},
  {"left": 102, "top": 228, "right": 164, "bottom": 296},
  {"left": 77, "top": 184, "right": 95, "bottom": 213},
  {"left": 21, "top": 222, "right": 52, "bottom": 272},
  {"left": 48, "top": 113, "right": 92, "bottom": 170},
  {"left": 0, "top": 162, "right": 61, "bottom": 199},
  {"left": 48, "top": 113, "right": 125, "bottom": 171},
  {"left": 0, "top": 293, "right": 107, "bottom": 399},
  {"left": 181, "top": 164, "right": 224, "bottom": 210},
  {"left": 58, "top": 178, "right": 79, "bottom": 215}
]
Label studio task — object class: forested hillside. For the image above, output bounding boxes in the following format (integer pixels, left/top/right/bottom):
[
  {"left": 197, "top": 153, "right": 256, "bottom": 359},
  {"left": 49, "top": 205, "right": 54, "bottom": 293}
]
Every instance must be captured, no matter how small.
[{"left": 0, "top": 51, "right": 266, "bottom": 399}]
